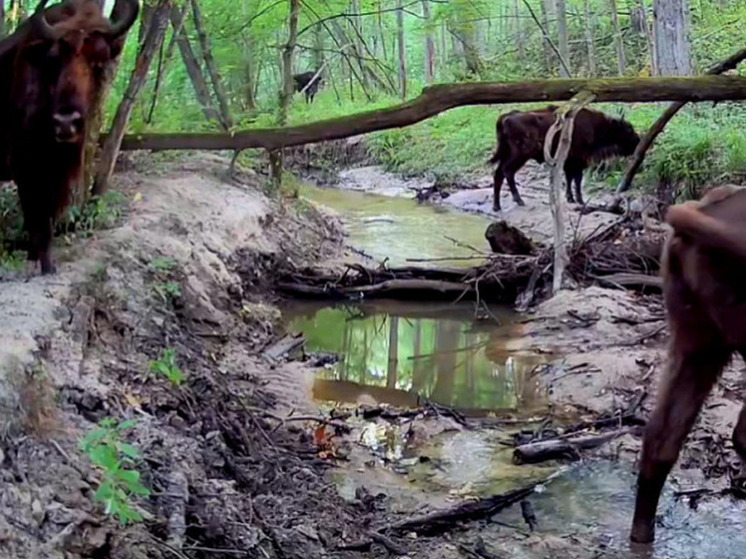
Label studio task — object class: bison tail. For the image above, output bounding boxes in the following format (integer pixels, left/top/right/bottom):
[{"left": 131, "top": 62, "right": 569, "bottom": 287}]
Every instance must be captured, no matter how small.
[
  {"left": 666, "top": 205, "right": 746, "bottom": 261},
  {"left": 487, "top": 148, "right": 501, "bottom": 166}
]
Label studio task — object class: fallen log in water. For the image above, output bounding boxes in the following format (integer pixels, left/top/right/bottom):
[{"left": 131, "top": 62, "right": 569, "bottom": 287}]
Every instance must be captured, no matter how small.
[{"left": 513, "top": 427, "right": 639, "bottom": 465}]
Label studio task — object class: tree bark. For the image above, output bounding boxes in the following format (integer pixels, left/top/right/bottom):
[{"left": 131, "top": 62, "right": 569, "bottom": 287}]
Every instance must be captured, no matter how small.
[
  {"left": 638, "top": 0, "right": 656, "bottom": 74},
  {"left": 93, "top": 0, "right": 170, "bottom": 195},
  {"left": 169, "top": 5, "right": 221, "bottom": 124},
  {"left": 396, "top": 0, "right": 406, "bottom": 99},
  {"left": 118, "top": 76, "right": 746, "bottom": 152},
  {"left": 541, "top": 0, "right": 555, "bottom": 73},
  {"left": 422, "top": 0, "right": 435, "bottom": 84},
  {"left": 190, "top": 0, "right": 233, "bottom": 129},
  {"left": 609, "top": 0, "right": 627, "bottom": 75},
  {"left": 583, "top": 0, "right": 597, "bottom": 76},
  {"left": 273, "top": 0, "right": 300, "bottom": 188},
  {"left": 514, "top": 0, "right": 525, "bottom": 60},
  {"left": 556, "top": 0, "right": 570, "bottom": 78},
  {"left": 653, "top": 0, "right": 692, "bottom": 76},
  {"left": 0, "top": 1, "right": 5, "bottom": 37},
  {"left": 80, "top": 0, "right": 140, "bottom": 207}
]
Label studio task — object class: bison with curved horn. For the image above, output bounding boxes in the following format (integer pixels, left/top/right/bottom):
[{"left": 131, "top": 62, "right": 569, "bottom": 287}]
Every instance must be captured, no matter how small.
[{"left": 0, "top": 0, "right": 139, "bottom": 275}]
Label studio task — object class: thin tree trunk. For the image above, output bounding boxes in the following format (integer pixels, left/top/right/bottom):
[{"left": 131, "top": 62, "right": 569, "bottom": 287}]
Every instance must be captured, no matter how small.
[
  {"left": 396, "top": 0, "right": 406, "bottom": 100},
  {"left": 583, "top": 0, "right": 597, "bottom": 76},
  {"left": 514, "top": 0, "right": 525, "bottom": 60},
  {"left": 609, "top": 0, "right": 627, "bottom": 75},
  {"left": 653, "top": 0, "right": 692, "bottom": 76},
  {"left": 93, "top": 0, "right": 170, "bottom": 195},
  {"left": 540, "top": 0, "right": 553, "bottom": 72},
  {"left": 387, "top": 317, "right": 399, "bottom": 389},
  {"left": 273, "top": 0, "right": 301, "bottom": 188},
  {"left": 190, "top": 0, "right": 233, "bottom": 129},
  {"left": 312, "top": 23, "right": 324, "bottom": 70},
  {"left": 422, "top": 0, "right": 435, "bottom": 84},
  {"left": 146, "top": 0, "right": 188, "bottom": 123},
  {"left": 556, "top": 0, "right": 570, "bottom": 77},
  {"left": 0, "top": 1, "right": 5, "bottom": 37},
  {"left": 638, "top": 0, "right": 656, "bottom": 74},
  {"left": 169, "top": 5, "right": 221, "bottom": 124}
]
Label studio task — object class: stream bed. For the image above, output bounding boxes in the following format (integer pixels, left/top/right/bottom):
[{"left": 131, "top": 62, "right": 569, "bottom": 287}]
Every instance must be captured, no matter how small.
[{"left": 287, "top": 167, "right": 743, "bottom": 558}]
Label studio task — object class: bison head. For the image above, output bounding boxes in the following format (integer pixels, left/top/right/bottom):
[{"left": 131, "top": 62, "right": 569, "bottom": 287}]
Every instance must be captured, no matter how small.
[
  {"left": 19, "top": 0, "right": 139, "bottom": 144},
  {"left": 611, "top": 117, "right": 641, "bottom": 156}
]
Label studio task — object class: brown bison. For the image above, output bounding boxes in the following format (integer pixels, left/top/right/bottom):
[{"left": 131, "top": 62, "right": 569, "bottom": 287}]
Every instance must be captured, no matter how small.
[
  {"left": 0, "top": 0, "right": 139, "bottom": 275},
  {"left": 487, "top": 106, "right": 640, "bottom": 211},
  {"left": 631, "top": 185, "right": 746, "bottom": 544}
]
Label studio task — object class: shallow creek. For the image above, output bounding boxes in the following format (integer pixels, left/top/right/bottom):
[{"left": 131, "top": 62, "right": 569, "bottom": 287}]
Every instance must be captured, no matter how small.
[{"left": 287, "top": 167, "right": 744, "bottom": 558}]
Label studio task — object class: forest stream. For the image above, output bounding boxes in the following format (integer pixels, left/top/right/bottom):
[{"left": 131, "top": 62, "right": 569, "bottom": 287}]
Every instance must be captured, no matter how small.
[{"left": 285, "top": 165, "right": 746, "bottom": 559}]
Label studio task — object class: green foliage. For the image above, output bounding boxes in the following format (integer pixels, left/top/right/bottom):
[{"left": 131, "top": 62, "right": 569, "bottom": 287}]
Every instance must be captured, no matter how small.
[
  {"left": 65, "top": 192, "right": 125, "bottom": 236},
  {"left": 148, "top": 257, "right": 178, "bottom": 275},
  {"left": 79, "top": 418, "right": 150, "bottom": 525},
  {"left": 147, "top": 256, "right": 181, "bottom": 304},
  {"left": 149, "top": 348, "right": 185, "bottom": 386},
  {"left": 152, "top": 280, "right": 182, "bottom": 303}
]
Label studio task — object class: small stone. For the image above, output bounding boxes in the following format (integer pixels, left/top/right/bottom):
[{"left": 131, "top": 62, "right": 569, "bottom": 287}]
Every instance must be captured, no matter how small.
[{"left": 31, "top": 499, "right": 45, "bottom": 525}]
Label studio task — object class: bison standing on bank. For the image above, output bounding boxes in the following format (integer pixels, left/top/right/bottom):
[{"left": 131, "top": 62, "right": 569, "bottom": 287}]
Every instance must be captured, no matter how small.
[
  {"left": 487, "top": 106, "right": 640, "bottom": 211},
  {"left": 0, "top": 0, "right": 139, "bottom": 275}
]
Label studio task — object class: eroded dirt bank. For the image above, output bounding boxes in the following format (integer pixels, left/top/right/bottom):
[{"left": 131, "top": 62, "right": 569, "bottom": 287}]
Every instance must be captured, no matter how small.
[{"left": 0, "top": 153, "right": 388, "bottom": 558}]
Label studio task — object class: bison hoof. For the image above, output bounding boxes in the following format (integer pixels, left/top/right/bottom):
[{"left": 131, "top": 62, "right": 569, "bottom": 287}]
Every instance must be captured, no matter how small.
[
  {"left": 492, "top": 204, "right": 502, "bottom": 212},
  {"left": 515, "top": 199, "right": 526, "bottom": 207},
  {"left": 629, "top": 526, "right": 655, "bottom": 545},
  {"left": 731, "top": 474, "right": 746, "bottom": 499}
]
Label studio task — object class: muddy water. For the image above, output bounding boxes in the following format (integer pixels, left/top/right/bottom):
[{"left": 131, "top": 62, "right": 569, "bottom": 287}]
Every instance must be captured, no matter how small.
[
  {"left": 284, "top": 299, "right": 551, "bottom": 415},
  {"left": 299, "top": 182, "right": 492, "bottom": 267}
]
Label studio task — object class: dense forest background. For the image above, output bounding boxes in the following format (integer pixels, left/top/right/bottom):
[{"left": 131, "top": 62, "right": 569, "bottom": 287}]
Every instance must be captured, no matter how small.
[{"left": 3, "top": 0, "right": 746, "bottom": 195}]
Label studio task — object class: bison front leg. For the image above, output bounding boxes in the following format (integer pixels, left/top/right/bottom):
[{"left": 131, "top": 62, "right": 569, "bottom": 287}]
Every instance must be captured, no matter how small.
[
  {"left": 35, "top": 216, "right": 56, "bottom": 275},
  {"left": 630, "top": 333, "right": 727, "bottom": 543},
  {"left": 492, "top": 164, "right": 504, "bottom": 211}
]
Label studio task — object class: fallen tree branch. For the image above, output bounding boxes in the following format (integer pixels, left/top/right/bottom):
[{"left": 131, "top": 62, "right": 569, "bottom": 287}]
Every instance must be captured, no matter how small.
[
  {"left": 513, "top": 427, "right": 638, "bottom": 464},
  {"left": 117, "top": 76, "right": 746, "bottom": 151}
]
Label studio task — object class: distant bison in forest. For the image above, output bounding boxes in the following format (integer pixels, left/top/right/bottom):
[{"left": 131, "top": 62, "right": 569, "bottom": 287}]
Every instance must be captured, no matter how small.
[
  {"left": 293, "top": 71, "right": 323, "bottom": 103},
  {"left": 0, "top": 0, "right": 139, "bottom": 274},
  {"left": 487, "top": 106, "right": 640, "bottom": 211}
]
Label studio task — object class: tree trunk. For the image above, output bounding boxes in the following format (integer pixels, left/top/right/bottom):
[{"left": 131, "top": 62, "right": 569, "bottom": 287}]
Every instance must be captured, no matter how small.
[
  {"left": 422, "top": 0, "right": 435, "bottom": 84},
  {"left": 274, "top": 0, "right": 301, "bottom": 187},
  {"left": 169, "top": 5, "right": 221, "bottom": 124},
  {"left": 80, "top": 0, "right": 140, "bottom": 207},
  {"left": 396, "top": 0, "right": 406, "bottom": 100},
  {"left": 514, "top": 0, "right": 525, "bottom": 60},
  {"left": 119, "top": 76, "right": 746, "bottom": 152},
  {"left": 0, "top": 1, "right": 5, "bottom": 37},
  {"left": 609, "top": 0, "right": 627, "bottom": 75},
  {"left": 190, "top": 0, "right": 233, "bottom": 129},
  {"left": 138, "top": 0, "right": 155, "bottom": 47},
  {"left": 93, "top": 0, "right": 170, "bottom": 196},
  {"left": 638, "top": 0, "right": 656, "bottom": 74},
  {"left": 540, "top": 0, "right": 553, "bottom": 72},
  {"left": 386, "top": 317, "right": 399, "bottom": 389},
  {"left": 583, "top": 0, "right": 596, "bottom": 76},
  {"left": 312, "top": 23, "right": 324, "bottom": 70},
  {"left": 653, "top": 0, "right": 692, "bottom": 76},
  {"left": 556, "top": 0, "right": 570, "bottom": 77}
]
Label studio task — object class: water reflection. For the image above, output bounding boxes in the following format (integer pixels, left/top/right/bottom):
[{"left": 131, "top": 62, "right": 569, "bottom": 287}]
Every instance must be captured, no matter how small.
[{"left": 284, "top": 299, "right": 553, "bottom": 415}]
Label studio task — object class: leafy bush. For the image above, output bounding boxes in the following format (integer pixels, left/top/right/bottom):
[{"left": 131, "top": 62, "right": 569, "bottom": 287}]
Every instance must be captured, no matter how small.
[{"left": 79, "top": 418, "right": 149, "bottom": 525}]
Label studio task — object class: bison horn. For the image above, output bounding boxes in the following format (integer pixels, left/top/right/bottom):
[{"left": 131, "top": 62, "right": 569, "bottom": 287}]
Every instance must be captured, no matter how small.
[
  {"left": 104, "top": 0, "right": 140, "bottom": 40},
  {"left": 30, "top": 0, "right": 57, "bottom": 41}
]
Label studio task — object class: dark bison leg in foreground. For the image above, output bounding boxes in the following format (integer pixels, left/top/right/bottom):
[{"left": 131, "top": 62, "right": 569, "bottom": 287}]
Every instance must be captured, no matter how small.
[
  {"left": 3, "top": 0, "right": 139, "bottom": 275},
  {"left": 630, "top": 185, "right": 746, "bottom": 543}
]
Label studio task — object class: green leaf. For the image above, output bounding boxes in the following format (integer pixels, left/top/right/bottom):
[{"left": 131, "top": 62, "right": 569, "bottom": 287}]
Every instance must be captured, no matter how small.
[
  {"left": 88, "top": 445, "right": 119, "bottom": 470},
  {"left": 118, "top": 443, "right": 140, "bottom": 459}
]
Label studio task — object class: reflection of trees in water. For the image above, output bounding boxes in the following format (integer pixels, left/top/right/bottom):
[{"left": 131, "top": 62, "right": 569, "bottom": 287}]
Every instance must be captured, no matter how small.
[{"left": 296, "top": 306, "right": 547, "bottom": 413}]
